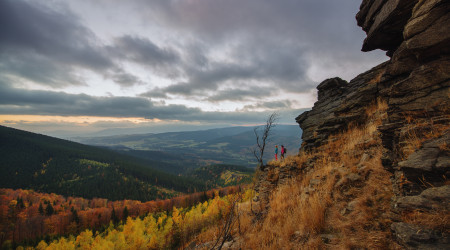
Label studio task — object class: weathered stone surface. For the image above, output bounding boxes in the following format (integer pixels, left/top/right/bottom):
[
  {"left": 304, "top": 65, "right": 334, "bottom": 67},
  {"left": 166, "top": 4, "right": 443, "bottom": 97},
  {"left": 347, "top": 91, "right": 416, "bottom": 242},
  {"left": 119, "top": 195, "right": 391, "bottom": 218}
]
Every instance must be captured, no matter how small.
[
  {"left": 394, "top": 185, "right": 450, "bottom": 211},
  {"left": 398, "top": 147, "right": 439, "bottom": 172},
  {"left": 397, "top": 132, "right": 450, "bottom": 184},
  {"left": 435, "top": 155, "right": 450, "bottom": 170},
  {"left": 296, "top": 63, "right": 387, "bottom": 151},
  {"left": 406, "top": 11, "right": 450, "bottom": 53},
  {"left": 420, "top": 185, "right": 450, "bottom": 202},
  {"left": 391, "top": 222, "right": 449, "bottom": 249},
  {"left": 362, "top": 0, "right": 386, "bottom": 31},
  {"left": 404, "top": 0, "right": 450, "bottom": 40},
  {"left": 396, "top": 195, "right": 432, "bottom": 210},
  {"left": 294, "top": 0, "right": 450, "bottom": 248},
  {"left": 358, "top": 0, "right": 418, "bottom": 53},
  {"left": 385, "top": 41, "right": 419, "bottom": 77}
]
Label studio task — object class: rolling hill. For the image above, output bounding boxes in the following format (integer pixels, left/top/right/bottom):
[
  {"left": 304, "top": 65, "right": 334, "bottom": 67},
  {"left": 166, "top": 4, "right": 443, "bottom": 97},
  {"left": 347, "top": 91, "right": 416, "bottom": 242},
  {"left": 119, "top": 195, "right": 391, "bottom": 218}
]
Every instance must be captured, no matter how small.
[
  {"left": 0, "top": 125, "right": 207, "bottom": 201},
  {"left": 74, "top": 125, "right": 302, "bottom": 172}
]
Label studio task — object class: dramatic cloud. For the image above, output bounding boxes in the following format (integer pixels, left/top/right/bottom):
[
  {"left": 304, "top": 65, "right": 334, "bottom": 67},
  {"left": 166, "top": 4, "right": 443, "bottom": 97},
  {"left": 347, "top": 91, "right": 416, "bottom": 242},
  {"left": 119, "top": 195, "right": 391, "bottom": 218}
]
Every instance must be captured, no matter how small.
[
  {"left": 0, "top": 0, "right": 113, "bottom": 87},
  {"left": 112, "top": 35, "right": 182, "bottom": 78},
  {"left": 114, "top": 36, "right": 179, "bottom": 67},
  {"left": 0, "top": 0, "right": 387, "bottom": 136}
]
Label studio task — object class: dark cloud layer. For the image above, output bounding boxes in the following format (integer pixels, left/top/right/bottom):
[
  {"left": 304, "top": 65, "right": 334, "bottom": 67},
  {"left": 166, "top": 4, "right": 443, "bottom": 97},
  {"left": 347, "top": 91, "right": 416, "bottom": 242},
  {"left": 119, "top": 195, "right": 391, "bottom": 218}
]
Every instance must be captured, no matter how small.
[
  {"left": 0, "top": 0, "right": 114, "bottom": 87},
  {"left": 114, "top": 36, "right": 180, "bottom": 67},
  {"left": 129, "top": 0, "right": 380, "bottom": 98},
  {"left": 0, "top": 0, "right": 387, "bottom": 136}
]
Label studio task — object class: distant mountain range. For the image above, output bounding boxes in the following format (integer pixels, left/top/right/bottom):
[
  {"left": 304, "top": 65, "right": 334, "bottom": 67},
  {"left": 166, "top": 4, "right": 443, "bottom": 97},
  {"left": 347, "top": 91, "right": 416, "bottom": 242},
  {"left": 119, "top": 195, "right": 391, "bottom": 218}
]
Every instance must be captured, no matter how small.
[{"left": 73, "top": 125, "right": 302, "bottom": 170}]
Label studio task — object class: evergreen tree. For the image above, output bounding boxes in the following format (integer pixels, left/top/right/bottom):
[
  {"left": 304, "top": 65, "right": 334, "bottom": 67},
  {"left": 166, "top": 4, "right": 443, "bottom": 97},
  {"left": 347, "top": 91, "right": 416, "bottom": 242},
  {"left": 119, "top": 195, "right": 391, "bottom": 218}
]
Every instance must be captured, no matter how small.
[
  {"left": 122, "top": 206, "right": 129, "bottom": 221},
  {"left": 111, "top": 207, "right": 119, "bottom": 225},
  {"left": 45, "top": 203, "right": 54, "bottom": 216},
  {"left": 71, "top": 207, "right": 80, "bottom": 224},
  {"left": 38, "top": 203, "right": 44, "bottom": 215},
  {"left": 202, "top": 191, "right": 208, "bottom": 202}
]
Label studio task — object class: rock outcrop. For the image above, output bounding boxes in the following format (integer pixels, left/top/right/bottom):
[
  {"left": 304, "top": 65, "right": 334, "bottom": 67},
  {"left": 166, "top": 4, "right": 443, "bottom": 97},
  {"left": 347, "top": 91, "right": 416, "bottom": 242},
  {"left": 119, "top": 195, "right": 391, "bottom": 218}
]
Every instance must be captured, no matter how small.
[
  {"left": 357, "top": 0, "right": 418, "bottom": 55},
  {"left": 294, "top": 0, "right": 449, "bottom": 248},
  {"left": 295, "top": 62, "right": 387, "bottom": 151},
  {"left": 252, "top": 0, "right": 448, "bottom": 248}
]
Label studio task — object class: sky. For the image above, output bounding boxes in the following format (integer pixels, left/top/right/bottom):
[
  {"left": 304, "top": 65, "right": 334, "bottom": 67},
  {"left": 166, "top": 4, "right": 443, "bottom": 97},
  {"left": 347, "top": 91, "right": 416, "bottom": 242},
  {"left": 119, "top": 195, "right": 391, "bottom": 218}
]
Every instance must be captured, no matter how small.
[{"left": 0, "top": 0, "right": 387, "bottom": 138}]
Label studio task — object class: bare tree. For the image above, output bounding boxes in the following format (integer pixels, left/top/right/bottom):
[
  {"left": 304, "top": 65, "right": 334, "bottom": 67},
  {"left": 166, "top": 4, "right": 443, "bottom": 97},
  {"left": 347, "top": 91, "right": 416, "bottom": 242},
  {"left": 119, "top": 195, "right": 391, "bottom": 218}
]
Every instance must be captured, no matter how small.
[{"left": 253, "top": 112, "right": 279, "bottom": 169}]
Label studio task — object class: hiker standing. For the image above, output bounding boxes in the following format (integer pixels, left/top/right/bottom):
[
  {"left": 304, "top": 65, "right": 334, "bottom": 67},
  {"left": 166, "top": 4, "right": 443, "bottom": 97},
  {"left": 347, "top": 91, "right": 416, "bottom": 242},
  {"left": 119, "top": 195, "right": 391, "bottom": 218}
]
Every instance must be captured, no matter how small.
[
  {"left": 281, "top": 145, "right": 285, "bottom": 160},
  {"left": 275, "top": 145, "right": 279, "bottom": 161}
]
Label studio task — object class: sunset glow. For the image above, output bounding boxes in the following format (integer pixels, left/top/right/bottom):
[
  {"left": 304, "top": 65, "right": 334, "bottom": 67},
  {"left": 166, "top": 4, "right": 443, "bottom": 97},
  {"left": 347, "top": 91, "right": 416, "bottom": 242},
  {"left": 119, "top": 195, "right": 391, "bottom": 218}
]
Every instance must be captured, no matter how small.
[{"left": 0, "top": 115, "right": 159, "bottom": 125}]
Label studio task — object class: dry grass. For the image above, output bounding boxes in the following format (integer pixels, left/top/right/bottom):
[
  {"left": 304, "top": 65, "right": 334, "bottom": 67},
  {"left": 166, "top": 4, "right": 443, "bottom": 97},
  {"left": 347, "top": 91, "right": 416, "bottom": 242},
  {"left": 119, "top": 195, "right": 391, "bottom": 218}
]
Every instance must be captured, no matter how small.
[
  {"left": 234, "top": 102, "right": 396, "bottom": 249},
  {"left": 230, "top": 100, "right": 401, "bottom": 249},
  {"left": 403, "top": 209, "right": 450, "bottom": 234},
  {"left": 193, "top": 100, "right": 412, "bottom": 249},
  {"left": 400, "top": 114, "right": 449, "bottom": 159},
  {"left": 193, "top": 95, "right": 450, "bottom": 249},
  {"left": 240, "top": 177, "right": 330, "bottom": 249}
]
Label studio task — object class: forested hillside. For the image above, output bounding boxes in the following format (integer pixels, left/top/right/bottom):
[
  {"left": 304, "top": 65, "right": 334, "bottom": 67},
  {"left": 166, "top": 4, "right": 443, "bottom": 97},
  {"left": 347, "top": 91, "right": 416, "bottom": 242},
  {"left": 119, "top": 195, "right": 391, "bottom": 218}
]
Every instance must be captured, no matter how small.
[
  {"left": 75, "top": 125, "right": 302, "bottom": 171},
  {"left": 0, "top": 126, "right": 205, "bottom": 201},
  {"left": 187, "top": 164, "right": 253, "bottom": 187},
  {"left": 0, "top": 186, "right": 246, "bottom": 248}
]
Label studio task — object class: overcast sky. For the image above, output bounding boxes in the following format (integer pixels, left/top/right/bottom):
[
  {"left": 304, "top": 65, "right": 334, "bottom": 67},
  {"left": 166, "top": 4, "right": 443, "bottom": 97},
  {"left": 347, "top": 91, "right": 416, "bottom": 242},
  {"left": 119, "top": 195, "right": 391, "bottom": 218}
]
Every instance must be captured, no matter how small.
[{"left": 0, "top": 0, "right": 387, "bottom": 137}]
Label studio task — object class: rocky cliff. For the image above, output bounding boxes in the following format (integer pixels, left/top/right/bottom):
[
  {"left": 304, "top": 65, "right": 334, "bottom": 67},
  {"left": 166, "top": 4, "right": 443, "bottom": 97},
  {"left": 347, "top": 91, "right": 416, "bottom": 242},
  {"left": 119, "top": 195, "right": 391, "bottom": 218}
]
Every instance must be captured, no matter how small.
[
  {"left": 294, "top": 0, "right": 450, "bottom": 248},
  {"left": 252, "top": 0, "right": 449, "bottom": 249}
]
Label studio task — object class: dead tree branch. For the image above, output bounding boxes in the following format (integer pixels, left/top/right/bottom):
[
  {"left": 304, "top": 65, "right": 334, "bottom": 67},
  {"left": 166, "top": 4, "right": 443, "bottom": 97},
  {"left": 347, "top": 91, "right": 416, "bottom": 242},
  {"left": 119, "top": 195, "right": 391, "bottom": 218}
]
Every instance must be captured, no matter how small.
[{"left": 253, "top": 112, "right": 279, "bottom": 169}]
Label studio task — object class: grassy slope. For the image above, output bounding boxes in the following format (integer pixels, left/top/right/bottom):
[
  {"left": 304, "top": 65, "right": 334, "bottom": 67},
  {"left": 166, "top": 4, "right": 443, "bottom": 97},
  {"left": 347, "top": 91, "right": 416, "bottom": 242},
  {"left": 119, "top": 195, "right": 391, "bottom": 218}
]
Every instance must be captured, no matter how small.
[{"left": 192, "top": 100, "right": 405, "bottom": 249}]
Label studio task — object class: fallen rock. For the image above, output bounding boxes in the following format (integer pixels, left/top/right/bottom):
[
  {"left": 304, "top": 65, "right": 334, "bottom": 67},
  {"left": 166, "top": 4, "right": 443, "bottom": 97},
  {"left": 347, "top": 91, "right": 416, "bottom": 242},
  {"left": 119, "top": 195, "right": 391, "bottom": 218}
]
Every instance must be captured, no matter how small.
[
  {"left": 396, "top": 195, "right": 432, "bottom": 210},
  {"left": 391, "top": 222, "right": 449, "bottom": 248},
  {"left": 397, "top": 133, "right": 450, "bottom": 186},
  {"left": 398, "top": 147, "right": 440, "bottom": 172},
  {"left": 420, "top": 185, "right": 450, "bottom": 203},
  {"left": 395, "top": 184, "right": 450, "bottom": 210}
]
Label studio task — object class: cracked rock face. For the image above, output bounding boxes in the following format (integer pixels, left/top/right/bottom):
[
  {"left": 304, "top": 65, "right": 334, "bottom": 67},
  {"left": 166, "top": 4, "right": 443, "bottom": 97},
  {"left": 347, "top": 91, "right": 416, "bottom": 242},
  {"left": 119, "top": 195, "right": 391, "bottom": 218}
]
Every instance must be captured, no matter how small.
[
  {"left": 397, "top": 133, "right": 450, "bottom": 191},
  {"left": 391, "top": 222, "right": 449, "bottom": 248},
  {"left": 294, "top": 0, "right": 449, "bottom": 248},
  {"left": 296, "top": 63, "right": 387, "bottom": 151},
  {"left": 358, "top": 0, "right": 450, "bottom": 248},
  {"left": 357, "top": 0, "right": 418, "bottom": 54}
]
